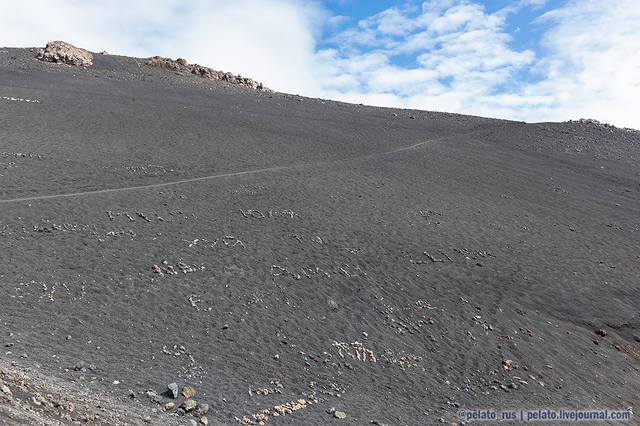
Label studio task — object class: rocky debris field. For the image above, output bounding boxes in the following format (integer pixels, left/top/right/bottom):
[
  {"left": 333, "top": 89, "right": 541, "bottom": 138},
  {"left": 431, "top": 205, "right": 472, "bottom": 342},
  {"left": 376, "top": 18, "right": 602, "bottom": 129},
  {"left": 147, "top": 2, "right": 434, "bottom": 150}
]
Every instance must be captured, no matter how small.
[
  {"left": 0, "top": 46, "right": 639, "bottom": 425},
  {"left": 146, "top": 56, "right": 270, "bottom": 92},
  {"left": 0, "top": 359, "right": 169, "bottom": 425}
]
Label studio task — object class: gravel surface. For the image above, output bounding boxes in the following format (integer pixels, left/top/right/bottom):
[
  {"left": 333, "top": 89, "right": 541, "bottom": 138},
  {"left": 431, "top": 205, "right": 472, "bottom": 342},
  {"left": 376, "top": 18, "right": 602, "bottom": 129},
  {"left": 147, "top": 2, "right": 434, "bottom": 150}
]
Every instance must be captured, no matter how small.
[{"left": 0, "top": 46, "right": 638, "bottom": 425}]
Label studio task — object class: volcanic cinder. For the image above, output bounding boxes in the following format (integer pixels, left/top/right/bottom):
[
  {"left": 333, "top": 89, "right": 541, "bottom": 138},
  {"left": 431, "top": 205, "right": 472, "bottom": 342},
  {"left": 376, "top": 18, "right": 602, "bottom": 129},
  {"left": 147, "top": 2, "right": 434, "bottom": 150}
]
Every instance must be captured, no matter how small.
[{"left": 0, "top": 45, "right": 639, "bottom": 425}]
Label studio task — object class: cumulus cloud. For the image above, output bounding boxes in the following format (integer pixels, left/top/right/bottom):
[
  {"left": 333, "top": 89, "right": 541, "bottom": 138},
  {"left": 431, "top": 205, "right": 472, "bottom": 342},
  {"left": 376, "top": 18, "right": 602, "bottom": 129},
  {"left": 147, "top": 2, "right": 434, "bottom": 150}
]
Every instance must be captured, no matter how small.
[
  {"left": 1, "top": 0, "right": 639, "bottom": 128},
  {"left": 0, "top": 0, "right": 327, "bottom": 94},
  {"left": 522, "top": 0, "right": 640, "bottom": 127},
  {"left": 319, "top": 0, "right": 640, "bottom": 129},
  {"left": 316, "top": 1, "right": 537, "bottom": 116}
]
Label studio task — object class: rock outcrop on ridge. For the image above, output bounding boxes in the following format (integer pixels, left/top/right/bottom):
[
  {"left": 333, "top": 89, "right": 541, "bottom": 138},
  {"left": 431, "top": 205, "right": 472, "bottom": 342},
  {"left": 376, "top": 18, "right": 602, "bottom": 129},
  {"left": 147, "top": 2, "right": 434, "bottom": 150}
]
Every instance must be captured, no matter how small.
[
  {"left": 36, "top": 41, "right": 93, "bottom": 67},
  {"left": 146, "top": 56, "right": 271, "bottom": 91}
]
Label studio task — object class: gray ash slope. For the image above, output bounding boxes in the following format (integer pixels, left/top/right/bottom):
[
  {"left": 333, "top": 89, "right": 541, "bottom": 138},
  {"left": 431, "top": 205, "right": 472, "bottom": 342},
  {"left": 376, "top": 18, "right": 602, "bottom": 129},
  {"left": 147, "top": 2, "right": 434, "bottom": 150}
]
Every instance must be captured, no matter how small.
[{"left": 1, "top": 47, "right": 639, "bottom": 425}]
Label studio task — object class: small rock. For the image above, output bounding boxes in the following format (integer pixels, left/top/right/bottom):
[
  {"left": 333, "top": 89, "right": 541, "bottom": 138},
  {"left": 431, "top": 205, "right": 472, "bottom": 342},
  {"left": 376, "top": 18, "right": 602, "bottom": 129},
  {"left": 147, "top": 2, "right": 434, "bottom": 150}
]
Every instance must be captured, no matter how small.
[
  {"left": 200, "top": 417, "right": 208, "bottom": 425},
  {"left": 181, "top": 399, "right": 197, "bottom": 412},
  {"left": 222, "top": 324, "right": 229, "bottom": 330},
  {"left": 176, "top": 408, "right": 186, "bottom": 416},
  {"left": 334, "top": 410, "right": 347, "bottom": 419},
  {"left": 327, "top": 299, "right": 339, "bottom": 311},
  {"left": 1, "top": 384, "right": 11, "bottom": 396},
  {"left": 152, "top": 395, "right": 163, "bottom": 404},
  {"left": 595, "top": 329, "right": 607, "bottom": 336},
  {"left": 195, "top": 402, "right": 209, "bottom": 416},
  {"left": 181, "top": 385, "right": 196, "bottom": 398},
  {"left": 163, "top": 402, "right": 175, "bottom": 411},
  {"left": 273, "top": 354, "right": 280, "bottom": 360},
  {"left": 167, "top": 382, "right": 179, "bottom": 399}
]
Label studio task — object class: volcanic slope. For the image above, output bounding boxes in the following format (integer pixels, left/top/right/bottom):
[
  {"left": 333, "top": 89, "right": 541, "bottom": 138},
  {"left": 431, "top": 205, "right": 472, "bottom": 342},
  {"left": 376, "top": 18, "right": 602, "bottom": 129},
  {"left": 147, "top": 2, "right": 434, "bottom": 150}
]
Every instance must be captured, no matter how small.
[{"left": 1, "top": 47, "right": 639, "bottom": 425}]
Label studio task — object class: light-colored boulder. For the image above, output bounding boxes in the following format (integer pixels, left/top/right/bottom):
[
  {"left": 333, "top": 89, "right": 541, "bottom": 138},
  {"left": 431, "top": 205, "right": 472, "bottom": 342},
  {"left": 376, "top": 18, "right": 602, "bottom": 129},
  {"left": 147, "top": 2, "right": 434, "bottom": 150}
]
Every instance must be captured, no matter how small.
[{"left": 37, "top": 41, "right": 93, "bottom": 67}]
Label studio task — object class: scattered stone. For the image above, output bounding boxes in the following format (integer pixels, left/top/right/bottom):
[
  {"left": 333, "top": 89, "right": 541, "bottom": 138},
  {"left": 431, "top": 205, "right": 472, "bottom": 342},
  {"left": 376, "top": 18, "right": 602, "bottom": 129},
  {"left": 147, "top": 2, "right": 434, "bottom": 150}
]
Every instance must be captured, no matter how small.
[
  {"left": 37, "top": 41, "right": 93, "bottom": 67},
  {"left": 334, "top": 410, "right": 347, "bottom": 419},
  {"left": 502, "top": 359, "right": 513, "bottom": 371},
  {"left": 194, "top": 402, "right": 209, "bottom": 416},
  {"left": 222, "top": 324, "right": 229, "bottom": 330},
  {"left": 167, "top": 382, "right": 179, "bottom": 399},
  {"left": 73, "top": 361, "right": 95, "bottom": 372},
  {"left": 328, "top": 299, "right": 339, "bottom": 311},
  {"left": 180, "top": 399, "right": 197, "bottom": 412},
  {"left": 1, "top": 384, "right": 11, "bottom": 396},
  {"left": 200, "top": 417, "right": 208, "bottom": 425},
  {"left": 595, "top": 329, "right": 607, "bottom": 337},
  {"left": 332, "top": 341, "right": 376, "bottom": 362},
  {"left": 181, "top": 385, "right": 196, "bottom": 398}
]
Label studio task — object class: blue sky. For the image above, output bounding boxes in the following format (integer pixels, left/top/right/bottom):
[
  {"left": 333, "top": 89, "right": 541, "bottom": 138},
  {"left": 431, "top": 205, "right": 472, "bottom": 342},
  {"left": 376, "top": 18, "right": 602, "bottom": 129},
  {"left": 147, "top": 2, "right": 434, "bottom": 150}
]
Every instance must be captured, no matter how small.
[{"left": 2, "top": 0, "right": 640, "bottom": 129}]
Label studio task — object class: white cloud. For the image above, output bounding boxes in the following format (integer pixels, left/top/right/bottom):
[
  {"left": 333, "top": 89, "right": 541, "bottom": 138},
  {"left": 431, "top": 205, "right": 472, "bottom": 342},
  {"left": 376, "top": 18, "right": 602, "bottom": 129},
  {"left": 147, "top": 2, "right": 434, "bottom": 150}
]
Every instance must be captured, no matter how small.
[
  {"left": 0, "top": 0, "right": 327, "bottom": 95},
  {"left": 316, "top": 0, "right": 640, "bottom": 129},
  {"left": 1, "top": 0, "right": 639, "bottom": 129},
  {"left": 317, "top": 1, "right": 537, "bottom": 116},
  {"left": 521, "top": 0, "right": 640, "bottom": 127}
]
